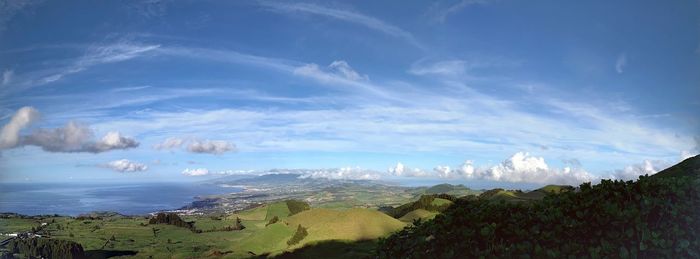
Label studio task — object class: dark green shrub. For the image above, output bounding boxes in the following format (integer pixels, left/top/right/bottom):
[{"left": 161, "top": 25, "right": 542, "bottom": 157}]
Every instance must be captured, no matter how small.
[
  {"left": 287, "top": 224, "right": 309, "bottom": 246},
  {"left": 266, "top": 216, "right": 279, "bottom": 227},
  {"left": 286, "top": 200, "right": 311, "bottom": 216},
  {"left": 8, "top": 238, "right": 86, "bottom": 259},
  {"left": 378, "top": 175, "right": 700, "bottom": 258}
]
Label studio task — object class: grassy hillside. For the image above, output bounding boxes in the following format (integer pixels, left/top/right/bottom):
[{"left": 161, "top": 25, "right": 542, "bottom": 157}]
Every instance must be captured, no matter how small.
[
  {"left": 652, "top": 154, "right": 699, "bottom": 179},
  {"left": 386, "top": 194, "right": 456, "bottom": 219},
  {"left": 398, "top": 209, "right": 438, "bottom": 223},
  {"left": 237, "top": 223, "right": 295, "bottom": 255},
  {"left": 266, "top": 202, "right": 292, "bottom": 221},
  {"left": 418, "top": 184, "right": 478, "bottom": 196},
  {"left": 285, "top": 208, "right": 406, "bottom": 245}
]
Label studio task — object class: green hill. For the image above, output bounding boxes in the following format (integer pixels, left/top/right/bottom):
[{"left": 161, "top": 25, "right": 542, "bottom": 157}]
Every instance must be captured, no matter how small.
[
  {"left": 386, "top": 194, "right": 456, "bottom": 218},
  {"left": 652, "top": 154, "right": 699, "bottom": 179},
  {"left": 421, "top": 183, "right": 477, "bottom": 196},
  {"left": 285, "top": 208, "right": 406, "bottom": 245},
  {"left": 398, "top": 209, "right": 439, "bottom": 223}
]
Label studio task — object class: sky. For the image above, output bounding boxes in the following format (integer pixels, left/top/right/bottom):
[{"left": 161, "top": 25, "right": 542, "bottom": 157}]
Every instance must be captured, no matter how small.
[{"left": 0, "top": 0, "right": 698, "bottom": 186}]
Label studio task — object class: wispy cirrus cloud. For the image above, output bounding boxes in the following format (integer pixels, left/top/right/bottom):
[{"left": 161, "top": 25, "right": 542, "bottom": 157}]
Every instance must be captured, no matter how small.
[
  {"left": 258, "top": 1, "right": 423, "bottom": 49},
  {"left": 0, "top": 0, "right": 44, "bottom": 32},
  {"left": 1, "top": 41, "right": 160, "bottom": 97},
  {"left": 427, "top": 0, "right": 491, "bottom": 23}
]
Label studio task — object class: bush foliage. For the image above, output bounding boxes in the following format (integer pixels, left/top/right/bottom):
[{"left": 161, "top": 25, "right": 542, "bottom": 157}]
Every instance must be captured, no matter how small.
[
  {"left": 286, "top": 200, "right": 311, "bottom": 216},
  {"left": 378, "top": 175, "right": 700, "bottom": 258},
  {"left": 8, "top": 238, "right": 85, "bottom": 259},
  {"left": 287, "top": 224, "right": 309, "bottom": 246}
]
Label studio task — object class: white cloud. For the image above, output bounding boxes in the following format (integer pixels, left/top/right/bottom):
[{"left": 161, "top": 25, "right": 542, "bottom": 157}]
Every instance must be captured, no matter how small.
[
  {"left": 293, "top": 60, "right": 392, "bottom": 98},
  {"left": 187, "top": 139, "right": 234, "bottom": 154},
  {"left": 429, "top": 153, "right": 597, "bottom": 185},
  {"left": 329, "top": 60, "right": 369, "bottom": 81},
  {"left": 259, "top": 1, "right": 421, "bottom": 48},
  {"left": 21, "top": 121, "right": 138, "bottom": 153},
  {"left": 610, "top": 160, "right": 669, "bottom": 181},
  {"left": 154, "top": 137, "right": 185, "bottom": 150},
  {"left": 106, "top": 159, "right": 148, "bottom": 172},
  {"left": 615, "top": 53, "right": 627, "bottom": 74},
  {"left": 388, "top": 162, "right": 430, "bottom": 177},
  {"left": 0, "top": 106, "right": 40, "bottom": 149},
  {"left": 182, "top": 168, "right": 210, "bottom": 176},
  {"left": 299, "top": 167, "right": 381, "bottom": 180},
  {"left": 154, "top": 137, "right": 235, "bottom": 155},
  {"left": 2, "top": 69, "right": 13, "bottom": 85}
]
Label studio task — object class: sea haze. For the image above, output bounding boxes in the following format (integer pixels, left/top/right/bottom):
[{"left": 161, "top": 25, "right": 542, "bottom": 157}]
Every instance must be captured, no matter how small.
[{"left": 0, "top": 182, "right": 241, "bottom": 216}]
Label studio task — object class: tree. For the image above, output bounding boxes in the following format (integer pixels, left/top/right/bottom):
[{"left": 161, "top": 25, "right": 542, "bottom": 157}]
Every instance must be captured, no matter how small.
[
  {"left": 287, "top": 224, "right": 308, "bottom": 246},
  {"left": 266, "top": 216, "right": 279, "bottom": 227}
]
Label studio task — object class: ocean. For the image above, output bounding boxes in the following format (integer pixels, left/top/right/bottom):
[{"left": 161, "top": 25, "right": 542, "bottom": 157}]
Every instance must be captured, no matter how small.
[{"left": 0, "top": 182, "right": 241, "bottom": 216}]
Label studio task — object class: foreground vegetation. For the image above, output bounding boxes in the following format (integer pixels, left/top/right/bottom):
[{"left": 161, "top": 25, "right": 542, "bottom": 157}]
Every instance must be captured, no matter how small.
[{"left": 378, "top": 167, "right": 700, "bottom": 257}]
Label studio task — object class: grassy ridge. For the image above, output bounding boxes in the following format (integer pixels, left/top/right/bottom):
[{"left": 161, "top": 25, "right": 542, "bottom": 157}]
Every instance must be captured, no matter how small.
[
  {"left": 398, "top": 209, "right": 438, "bottom": 223},
  {"left": 285, "top": 208, "right": 406, "bottom": 245}
]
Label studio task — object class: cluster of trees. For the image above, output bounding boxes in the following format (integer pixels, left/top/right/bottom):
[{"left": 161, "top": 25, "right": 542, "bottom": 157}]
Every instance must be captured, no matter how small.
[
  {"left": 387, "top": 194, "right": 456, "bottom": 218},
  {"left": 266, "top": 216, "right": 279, "bottom": 227},
  {"left": 6, "top": 238, "right": 85, "bottom": 259},
  {"left": 148, "top": 213, "right": 195, "bottom": 230},
  {"left": 378, "top": 174, "right": 700, "bottom": 258},
  {"left": 285, "top": 200, "right": 311, "bottom": 216},
  {"left": 287, "top": 224, "right": 309, "bottom": 246}
]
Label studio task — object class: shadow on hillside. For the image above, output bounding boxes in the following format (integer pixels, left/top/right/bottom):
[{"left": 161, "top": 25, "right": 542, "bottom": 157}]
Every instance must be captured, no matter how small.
[
  {"left": 84, "top": 249, "right": 138, "bottom": 258},
  {"left": 252, "top": 239, "right": 377, "bottom": 259}
]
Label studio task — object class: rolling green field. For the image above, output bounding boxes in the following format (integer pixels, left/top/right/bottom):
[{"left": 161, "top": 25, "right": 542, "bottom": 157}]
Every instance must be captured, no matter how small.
[{"left": 1, "top": 200, "right": 408, "bottom": 258}]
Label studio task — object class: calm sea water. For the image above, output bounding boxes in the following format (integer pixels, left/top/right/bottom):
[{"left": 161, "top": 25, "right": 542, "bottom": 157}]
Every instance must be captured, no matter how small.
[{"left": 0, "top": 182, "right": 241, "bottom": 216}]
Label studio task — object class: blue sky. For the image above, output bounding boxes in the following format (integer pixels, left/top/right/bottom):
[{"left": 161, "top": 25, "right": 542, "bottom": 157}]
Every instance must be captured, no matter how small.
[{"left": 0, "top": 0, "right": 698, "bottom": 185}]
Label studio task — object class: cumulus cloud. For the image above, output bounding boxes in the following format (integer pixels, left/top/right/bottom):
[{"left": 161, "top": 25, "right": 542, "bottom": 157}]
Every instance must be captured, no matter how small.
[
  {"left": 106, "top": 159, "right": 148, "bottom": 172},
  {"left": 0, "top": 106, "right": 40, "bottom": 149},
  {"left": 610, "top": 160, "right": 669, "bottom": 181},
  {"left": 187, "top": 139, "right": 235, "bottom": 154},
  {"left": 299, "top": 167, "right": 380, "bottom": 180},
  {"left": 154, "top": 137, "right": 185, "bottom": 150},
  {"left": 428, "top": 153, "right": 597, "bottom": 185},
  {"left": 22, "top": 122, "right": 138, "bottom": 153},
  {"left": 182, "top": 168, "right": 210, "bottom": 176},
  {"left": 388, "top": 162, "right": 430, "bottom": 177},
  {"left": 0, "top": 107, "right": 138, "bottom": 153},
  {"left": 615, "top": 53, "right": 627, "bottom": 74}
]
